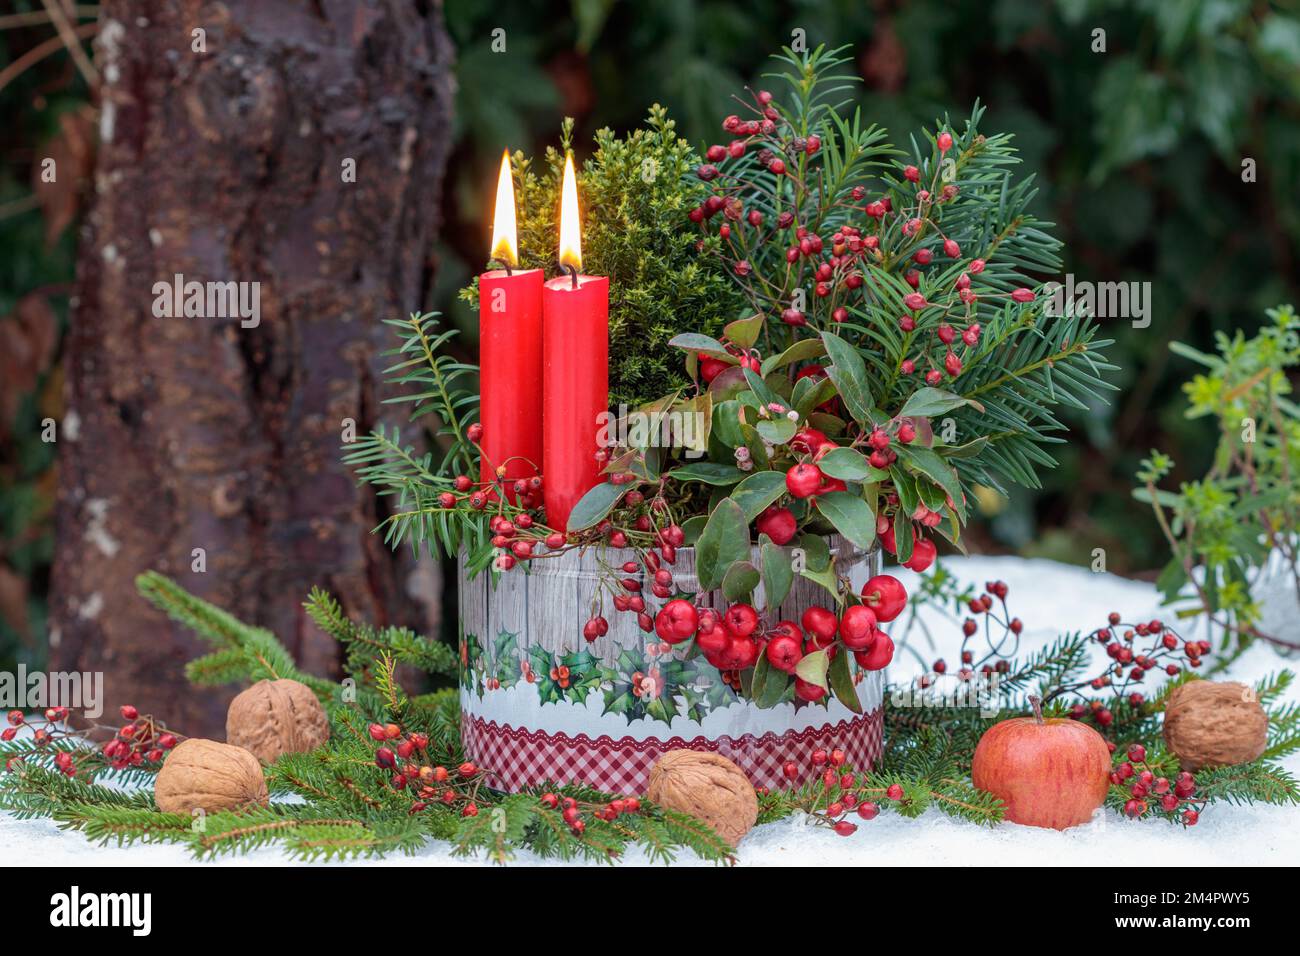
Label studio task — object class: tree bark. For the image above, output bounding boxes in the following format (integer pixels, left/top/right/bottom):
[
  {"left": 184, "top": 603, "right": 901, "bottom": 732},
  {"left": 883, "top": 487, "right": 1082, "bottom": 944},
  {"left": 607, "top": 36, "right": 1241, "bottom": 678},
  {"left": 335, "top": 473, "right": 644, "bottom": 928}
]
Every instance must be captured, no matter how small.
[{"left": 50, "top": 0, "right": 455, "bottom": 734}]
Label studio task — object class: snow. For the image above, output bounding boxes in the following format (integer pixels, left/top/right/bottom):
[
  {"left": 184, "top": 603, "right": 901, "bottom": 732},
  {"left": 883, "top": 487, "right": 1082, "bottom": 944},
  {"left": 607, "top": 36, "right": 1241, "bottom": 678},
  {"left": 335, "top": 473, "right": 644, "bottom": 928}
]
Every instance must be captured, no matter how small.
[{"left": 4, "top": 556, "right": 1297, "bottom": 866}]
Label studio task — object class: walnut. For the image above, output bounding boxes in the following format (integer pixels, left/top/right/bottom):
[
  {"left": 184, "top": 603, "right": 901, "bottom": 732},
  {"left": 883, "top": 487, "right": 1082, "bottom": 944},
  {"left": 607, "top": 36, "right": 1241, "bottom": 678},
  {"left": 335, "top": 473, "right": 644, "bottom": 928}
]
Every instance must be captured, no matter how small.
[
  {"left": 1164, "top": 680, "right": 1268, "bottom": 771},
  {"left": 646, "top": 750, "right": 758, "bottom": 846},
  {"left": 225, "top": 678, "right": 330, "bottom": 764},
  {"left": 154, "top": 738, "right": 269, "bottom": 814}
]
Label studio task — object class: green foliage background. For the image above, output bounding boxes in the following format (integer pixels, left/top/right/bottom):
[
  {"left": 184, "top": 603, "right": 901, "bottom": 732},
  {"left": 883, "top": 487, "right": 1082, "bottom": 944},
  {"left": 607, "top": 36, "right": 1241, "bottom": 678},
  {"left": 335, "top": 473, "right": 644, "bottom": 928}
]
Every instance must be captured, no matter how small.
[{"left": 4, "top": 0, "right": 1300, "bottom": 673}]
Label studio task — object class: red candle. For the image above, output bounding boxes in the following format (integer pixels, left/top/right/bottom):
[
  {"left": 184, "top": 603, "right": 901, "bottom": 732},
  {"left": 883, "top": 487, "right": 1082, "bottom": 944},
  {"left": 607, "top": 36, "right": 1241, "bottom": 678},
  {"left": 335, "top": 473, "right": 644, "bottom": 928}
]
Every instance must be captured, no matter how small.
[
  {"left": 479, "top": 150, "right": 544, "bottom": 495},
  {"left": 542, "top": 153, "right": 609, "bottom": 532}
]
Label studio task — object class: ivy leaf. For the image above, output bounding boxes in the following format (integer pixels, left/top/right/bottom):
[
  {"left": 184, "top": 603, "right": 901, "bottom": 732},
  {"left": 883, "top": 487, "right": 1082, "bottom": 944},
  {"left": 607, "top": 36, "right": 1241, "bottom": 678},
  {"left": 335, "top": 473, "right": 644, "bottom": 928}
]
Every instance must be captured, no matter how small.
[
  {"left": 813, "top": 491, "right": 876, "bottom": 550},
  {"left": 669, "top": 462, "right": 745, "bottom": 485},
  {"left": 722, "top": 561, "right": 760, "bottom": 602},
  {"left": 899, "top": 387, "right": 984, "bottom": 419},
  {"left": 731, "top": 470, "right": 787, "bottom": 520},
  {"left": 795, "top": 649, "right": 830, "bottom": 691},
  {"left": 566, "top": 481, "right": 625, "bottom": 531},
  {"left": 696, "top": 498, "right": 750, "bottom": 590},
  {"left": 828, "top": 649, "right": 862, "bottom": 714},
  {"left": 820, "top": 331, "right": 881, "bottom": 423},
  {"left": 760, "top": 540, "right": 793, "bottom": 609}
]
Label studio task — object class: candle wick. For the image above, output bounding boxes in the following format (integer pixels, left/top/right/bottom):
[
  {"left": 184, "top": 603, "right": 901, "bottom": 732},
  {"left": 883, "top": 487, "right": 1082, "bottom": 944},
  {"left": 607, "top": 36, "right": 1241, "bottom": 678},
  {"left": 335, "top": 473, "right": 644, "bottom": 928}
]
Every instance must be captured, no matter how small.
[{"left": 562, "top": 263, "right": 578, "bottom": 289}]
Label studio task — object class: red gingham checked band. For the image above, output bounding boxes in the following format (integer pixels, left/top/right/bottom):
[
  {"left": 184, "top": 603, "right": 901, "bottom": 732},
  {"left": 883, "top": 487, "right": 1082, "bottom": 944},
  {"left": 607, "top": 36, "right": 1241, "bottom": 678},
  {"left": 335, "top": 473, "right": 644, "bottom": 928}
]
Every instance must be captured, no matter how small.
[{"left": 463, "top": 707, "right": 884, "bottom": 794}]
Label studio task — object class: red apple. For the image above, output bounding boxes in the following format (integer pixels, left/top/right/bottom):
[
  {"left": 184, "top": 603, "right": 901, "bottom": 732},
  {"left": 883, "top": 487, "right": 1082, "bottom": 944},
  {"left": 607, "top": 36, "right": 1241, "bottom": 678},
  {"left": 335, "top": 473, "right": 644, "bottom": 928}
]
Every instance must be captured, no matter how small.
[{"left": 971, "top": 696, "right": 1111, "bottom": 829}]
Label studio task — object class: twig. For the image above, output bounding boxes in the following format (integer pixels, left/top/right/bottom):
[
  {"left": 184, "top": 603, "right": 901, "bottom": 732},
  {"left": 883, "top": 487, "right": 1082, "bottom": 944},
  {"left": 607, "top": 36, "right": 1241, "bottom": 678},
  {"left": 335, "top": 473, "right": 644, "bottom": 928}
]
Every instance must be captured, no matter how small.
[
  {"left": 40, "top": 0, "right": 98, "bottom": 87},
  {"left": 0, "top": 21, "right": 98, "bottom": 95}
]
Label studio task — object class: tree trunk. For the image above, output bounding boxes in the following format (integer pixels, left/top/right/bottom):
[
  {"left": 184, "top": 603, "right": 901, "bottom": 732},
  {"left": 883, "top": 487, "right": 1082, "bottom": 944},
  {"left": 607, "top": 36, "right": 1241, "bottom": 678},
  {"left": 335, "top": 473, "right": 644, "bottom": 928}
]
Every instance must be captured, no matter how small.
[{"left": 50, "top": 0, "right": 455, "bottom": 734}]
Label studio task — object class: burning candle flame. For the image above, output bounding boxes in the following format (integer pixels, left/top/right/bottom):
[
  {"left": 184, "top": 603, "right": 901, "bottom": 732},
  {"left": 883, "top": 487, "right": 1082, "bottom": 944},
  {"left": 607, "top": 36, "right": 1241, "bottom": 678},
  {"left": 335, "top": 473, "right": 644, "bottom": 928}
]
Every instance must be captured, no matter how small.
[
  {"left": 490, "top": 149, "right": 518, "bottom": 267},
  {"left": 558, "top": 152, "right": 582, "bottom": 272}
]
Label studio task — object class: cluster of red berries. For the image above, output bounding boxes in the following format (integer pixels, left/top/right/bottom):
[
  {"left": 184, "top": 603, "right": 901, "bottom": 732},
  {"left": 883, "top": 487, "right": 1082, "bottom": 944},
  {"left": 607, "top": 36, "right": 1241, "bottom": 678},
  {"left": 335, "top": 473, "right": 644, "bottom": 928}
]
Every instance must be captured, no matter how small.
[
  {"left": 539, "top": 790, "right": 642, "bottom": 836},
  {"left": 1064, "top": 615, "right": 1210, "bottom": 729},
  {"left": 368, "top": 720, "right": 485, "bottom": 816},
  {"left": 923, "top": 580, "right": 1021, "bottom": 685},
  {"left": 1113, "top": 743, "right": 1201, "bottom": 826},
  {"left": 767, "top": 745, "right": 908, "bottom": 835},
  {"left": 590, "top": 573, "right": 908, "bottom": 696},
  {"left": 3, "top": 704, "right": 179, "bottom": 777},
  {"left": 692, "top": 87, "right": 1038, "bottom": 388}
]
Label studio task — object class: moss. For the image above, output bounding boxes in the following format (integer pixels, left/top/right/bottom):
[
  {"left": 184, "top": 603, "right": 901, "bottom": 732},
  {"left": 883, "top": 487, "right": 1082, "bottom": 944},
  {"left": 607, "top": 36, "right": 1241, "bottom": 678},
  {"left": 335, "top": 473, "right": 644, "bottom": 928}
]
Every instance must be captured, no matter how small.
[{"left": 461, "top": 107, "right": 744, "bottom": 408}]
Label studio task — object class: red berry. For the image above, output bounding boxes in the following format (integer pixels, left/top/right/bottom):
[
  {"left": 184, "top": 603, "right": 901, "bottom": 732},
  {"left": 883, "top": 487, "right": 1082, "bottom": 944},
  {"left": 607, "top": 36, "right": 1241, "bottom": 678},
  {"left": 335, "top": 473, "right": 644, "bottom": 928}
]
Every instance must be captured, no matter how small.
[
  {"left": 857, "top": 801, "right": 879, "bottom": 820},
  {"left": 786, "top": 463, "right": 823, "bottom": 499},
  {"left": 886, "top": 783, "right": 904, "bottom": 800},
  {"left": 839, "top": 605, "right": 878, "bottom": 650},
  {"left": 723, "top": 604, "right": 759, "bottom": 638},
  {"left": 861, "top": 575, "right": 907, "bottom": 622},
  {"left": 853, "top": 632, "right": 894, "bottom": 671},
  {"left": 765, "top": 634, "right": 804, "bottom": 673},
  {"left": 755, "top": 505, "right": 797, "bottom": 545},
  {"left": 903, "top": 537, "right": 936, "bottom": 572},
  {"left": 794, "top": 678, "right": 826, "bottom": 702},
  {"left": 801, "top": 606, "right": 839, "bottom": 645},
  {"left": 936, "top": 131, "right": 953, "bottom": 152},
  {"left": 833, "top": 820, "right": 858, "bottom": 836},
  {"left": 654, "top": 600, "right": 699, "bottom": 644}
]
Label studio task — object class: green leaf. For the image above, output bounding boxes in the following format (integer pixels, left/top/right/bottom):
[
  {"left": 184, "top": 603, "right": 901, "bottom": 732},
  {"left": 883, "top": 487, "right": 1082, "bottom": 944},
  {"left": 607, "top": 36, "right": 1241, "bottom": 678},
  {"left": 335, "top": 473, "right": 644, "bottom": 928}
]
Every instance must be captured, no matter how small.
[
  {"left": 742, "top": 366, "right": 784, "bottom": 408},
  {"left": 756, "top": 417, "right": 797, "bottom": 445},
  {"left": 828, "top": 648, "right": 862, "bottom": 713},
  {"left": 668, "top": 333, "right": 732, "bottom": 360},
  {"left": 668, "top": 462, "right": 745, "bottom": 486},
  {"left": 897, "top": 446, "right": 965, "bottom": 520},
  {"left": 724, "top": 314, "right": 764, "bottom": 350},
  {"left": 818, "top": 447, "right": 887, "bottom": 482},
  {"left": 695, "top": 498, "right": 750, "bottom": 591},
  {"left": 760, "top": 541, "right": 793, "bottom": 609},
  {"left": 797, "top": 532, "right": 831, "bottom": 571},
  {"left": 820, "top": 331, "right": 880, "bottom": 423},
  {"left": 762, "top": 338, "right": 826, "bottom": 375},
  {"left": 795, "top": 649, "right": 830, "bottom": 690},
  {"left": 753, "top": 654, "right": 790, "bottom": 708},
  {"left": 712, "top": 400, "right": 746, "bottom": 448},
  {"left": 893, "top": 507, "right": 913, "bottom": 564},
  {"left": 722, "top": 561, "right": 761, "bottom": 603},
  {"left": 813, "top": 491, "right": 876, "bottom": 550},
  {"left": 565, "top": 481, "right": 625, "bottom": 531},
  {"left": 899, "top": 387, "right": 984, "bottom": 419},
  {"left": 936, "top": 436, "right": 989, "bottom": 459},
  {"left": 731, "top": 470, "right": 787, "bottom": 521}
]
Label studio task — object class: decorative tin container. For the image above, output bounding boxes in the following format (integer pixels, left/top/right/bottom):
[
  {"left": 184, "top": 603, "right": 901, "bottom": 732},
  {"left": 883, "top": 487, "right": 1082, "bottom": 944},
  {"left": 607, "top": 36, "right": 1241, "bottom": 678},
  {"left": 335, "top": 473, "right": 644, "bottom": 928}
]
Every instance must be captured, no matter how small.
[{"left": 458, "top": 538, "right": 884, "bottom": 794}]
